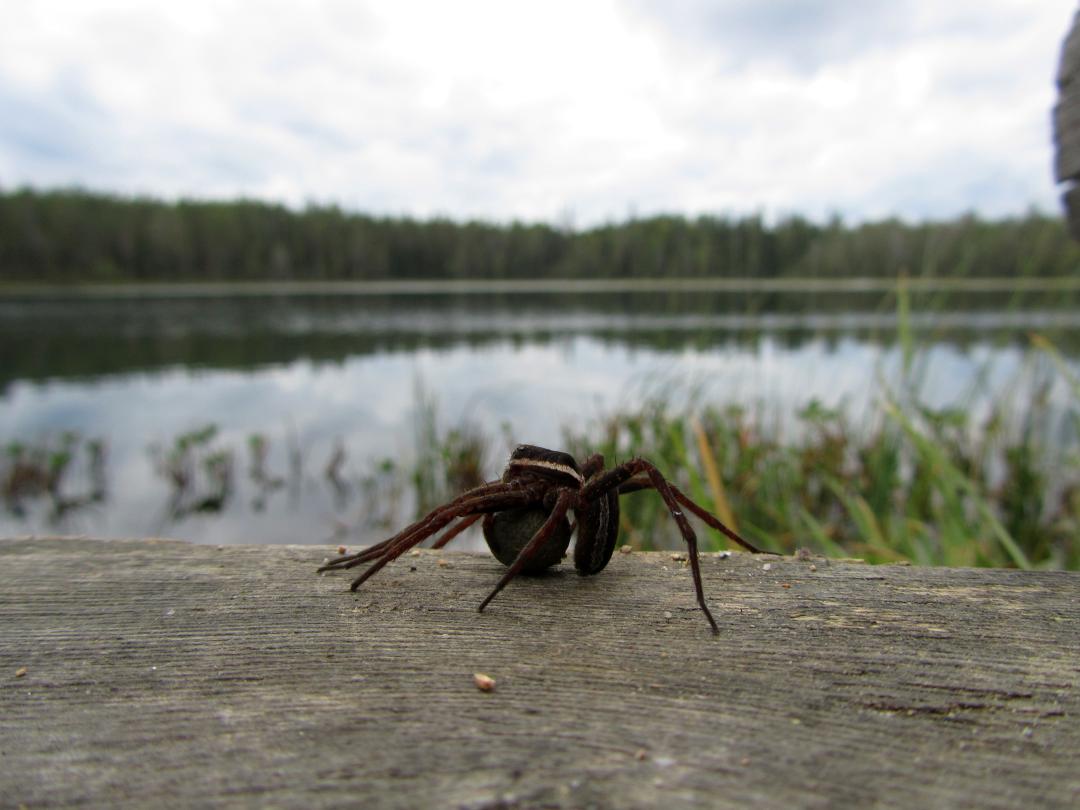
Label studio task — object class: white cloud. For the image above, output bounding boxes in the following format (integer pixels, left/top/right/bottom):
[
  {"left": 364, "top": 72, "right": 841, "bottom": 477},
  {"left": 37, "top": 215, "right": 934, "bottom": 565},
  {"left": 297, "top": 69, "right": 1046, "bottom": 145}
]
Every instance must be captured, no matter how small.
[{"left": 0, "top": 0, "right": 1073, "bottom": 224}]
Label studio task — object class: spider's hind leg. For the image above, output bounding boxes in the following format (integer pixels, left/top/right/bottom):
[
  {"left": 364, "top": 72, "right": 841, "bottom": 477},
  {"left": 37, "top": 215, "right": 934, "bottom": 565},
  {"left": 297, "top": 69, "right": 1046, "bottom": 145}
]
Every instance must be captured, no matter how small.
[
  {"left": 669, "top": 488, "right": 764, "bottom": 554},
  {"left": 432, "top": 513, "right": 483, "bottom": 549},
  {"left": 318, "top": 484, "right": 529, "bottom": 592},
  {"left": 587, "top": 459, "right": 720, "bottom": 634},
  {"left": 317, "top": 512, "right": 485, "bottom": 575},
  {"left": 618, "top": 476, "right": 763, "bottom": 555}
]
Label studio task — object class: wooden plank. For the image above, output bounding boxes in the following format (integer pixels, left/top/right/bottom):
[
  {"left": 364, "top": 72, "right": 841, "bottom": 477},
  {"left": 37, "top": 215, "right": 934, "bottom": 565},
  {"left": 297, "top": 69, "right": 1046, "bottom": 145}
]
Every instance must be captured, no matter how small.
[
  {"left": 1058, "top": 9, "right": 1080, "bottom": 88},
  {"left": 1054, "top": 91, "right": 1080, "bottom": 182},
  {"left": 1057, "top": 10, "right": 1080, "bottom": 237},
  {"left": 1, "top": 537, "right": 1078, "bottom": 808}
]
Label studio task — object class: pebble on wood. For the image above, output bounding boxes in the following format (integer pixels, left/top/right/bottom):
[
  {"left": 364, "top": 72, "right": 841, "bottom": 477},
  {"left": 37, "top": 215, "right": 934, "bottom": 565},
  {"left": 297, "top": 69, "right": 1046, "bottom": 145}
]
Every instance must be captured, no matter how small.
[{"left": 473, "top": 673, "right": 496, "bottom": 692}]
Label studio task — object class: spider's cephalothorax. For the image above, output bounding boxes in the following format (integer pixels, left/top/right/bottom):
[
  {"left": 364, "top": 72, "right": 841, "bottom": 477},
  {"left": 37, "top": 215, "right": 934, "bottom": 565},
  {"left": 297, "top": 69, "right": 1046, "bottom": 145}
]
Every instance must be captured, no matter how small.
[{"left": 318, "top": 443, "right": 766, "bottom": 634}]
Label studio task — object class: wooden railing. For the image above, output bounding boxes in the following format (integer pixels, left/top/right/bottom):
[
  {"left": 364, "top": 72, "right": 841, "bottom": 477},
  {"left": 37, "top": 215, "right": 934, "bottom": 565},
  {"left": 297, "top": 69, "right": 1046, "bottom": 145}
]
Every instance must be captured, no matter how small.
[{"left": 1, "top": 537, "right": 1077, "bottom": 807}]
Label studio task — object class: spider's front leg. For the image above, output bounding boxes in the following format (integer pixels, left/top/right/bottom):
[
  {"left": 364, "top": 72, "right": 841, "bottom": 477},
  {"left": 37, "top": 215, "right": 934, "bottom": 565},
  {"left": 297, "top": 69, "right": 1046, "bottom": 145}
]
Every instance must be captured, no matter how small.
[
  {"left": 582, "top": 458, "right": 724, "bottom": 634},
  {"left": 482, "top": 507, "right": 572, "bottom": 572},
  {"left": 477, "top": 488, "right": 576, "bottom": 613}
]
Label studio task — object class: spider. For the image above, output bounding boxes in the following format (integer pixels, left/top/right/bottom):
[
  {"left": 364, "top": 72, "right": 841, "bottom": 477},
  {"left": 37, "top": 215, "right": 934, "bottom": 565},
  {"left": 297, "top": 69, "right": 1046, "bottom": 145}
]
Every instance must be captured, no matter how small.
[{"left": 318, "top": 444, "right": 766, "bottom": 633}]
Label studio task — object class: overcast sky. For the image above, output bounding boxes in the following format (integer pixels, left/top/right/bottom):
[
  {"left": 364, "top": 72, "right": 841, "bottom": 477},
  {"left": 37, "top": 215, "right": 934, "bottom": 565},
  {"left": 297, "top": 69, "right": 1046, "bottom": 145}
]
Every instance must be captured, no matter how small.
[{"left": 0, "top": 1, "right": 1075, "bottom": 226}]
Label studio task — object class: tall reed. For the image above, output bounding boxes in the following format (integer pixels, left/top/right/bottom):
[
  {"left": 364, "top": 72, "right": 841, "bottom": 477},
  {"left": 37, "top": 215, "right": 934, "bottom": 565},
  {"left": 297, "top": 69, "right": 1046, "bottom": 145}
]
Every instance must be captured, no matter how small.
[{"left": 560, "top": 284, "right": 1079, "bottom": 568}]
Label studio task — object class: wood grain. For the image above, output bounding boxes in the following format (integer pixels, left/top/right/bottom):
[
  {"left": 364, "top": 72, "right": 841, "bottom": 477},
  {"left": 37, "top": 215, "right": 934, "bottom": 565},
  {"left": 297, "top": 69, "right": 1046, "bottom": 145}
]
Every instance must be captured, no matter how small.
[{"left": 1, "top": 537, "right": 1078, "bottom": 808}]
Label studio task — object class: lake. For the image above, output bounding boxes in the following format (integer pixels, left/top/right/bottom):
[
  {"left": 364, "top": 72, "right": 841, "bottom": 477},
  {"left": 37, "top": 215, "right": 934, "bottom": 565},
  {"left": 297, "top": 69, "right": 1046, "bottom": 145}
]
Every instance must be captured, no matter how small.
[{"left": 2, "top": 282, "right": 1078, "bottom": 549}]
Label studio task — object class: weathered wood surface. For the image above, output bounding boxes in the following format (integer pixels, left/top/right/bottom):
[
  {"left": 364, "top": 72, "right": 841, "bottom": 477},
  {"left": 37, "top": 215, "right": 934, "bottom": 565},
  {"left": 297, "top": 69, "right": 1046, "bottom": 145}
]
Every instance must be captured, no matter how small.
[
  {"left": 1, "top": 538, "right": 1078, "bottom": 809},
  {"left": 1055, "top": 8, "right": 1080, "bottom": 236}
]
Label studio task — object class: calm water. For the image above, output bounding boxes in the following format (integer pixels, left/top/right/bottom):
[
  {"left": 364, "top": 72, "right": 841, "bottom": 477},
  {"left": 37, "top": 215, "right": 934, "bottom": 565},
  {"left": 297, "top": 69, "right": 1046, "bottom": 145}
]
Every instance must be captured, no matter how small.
[{"left": 2, "top": 287, "right": 1077, "bottom": 547}]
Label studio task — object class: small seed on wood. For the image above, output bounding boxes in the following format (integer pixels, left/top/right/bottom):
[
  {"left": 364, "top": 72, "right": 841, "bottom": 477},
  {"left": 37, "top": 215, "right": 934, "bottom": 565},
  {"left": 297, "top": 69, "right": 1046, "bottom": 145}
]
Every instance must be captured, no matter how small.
[
  {"left": 15, "top": 667, "right": 27, "bottom": 678},
  {"left": 473, "top": 672, "right": 496, "bottom": 692},
  {"left": 437, "top": 559, "right": 450, "bottom": 568},
  {"left": 619, "top": 544, "right": 633, "bottom": 554},
  {"left": 337, "top": 545, "right": 347, "bottom": 555}
]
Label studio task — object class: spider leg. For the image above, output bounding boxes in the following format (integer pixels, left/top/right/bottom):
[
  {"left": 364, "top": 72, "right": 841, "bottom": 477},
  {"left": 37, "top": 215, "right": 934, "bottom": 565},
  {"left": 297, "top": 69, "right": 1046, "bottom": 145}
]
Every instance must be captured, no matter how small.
[
  {"left": 617, "top": 476, "right": 764, "bottom": 554},
  {"left": 345, "top": 489, "right": 536, "bottom": 592},
  {"left": 580, "top": 453, "right": 605, "bottom": 478},
  {"left": 319, "top": 482, "right": 510, "bottom": 571},
  {"left": 326, "top": 512, "right": 476, "bottom": 572},
  {"left": 319, "top": 484, "right": 532, "bottom": 590},
  {"left": 617, "top": 477, "right": 651, "bottom": 495},
  {"left": 431, "top": 513, "right": 483, "bottom": 549},
  {"left": 344, "top": 514, "right": 456, "bottom": 590},
  {"left": 319, "top": 522, "right": 429, "bottom": 571},
  {"left": 477, "top": 489, "right": 575, "bottom": 613},
  {"left": 318, "top": 536, "right": 399, "bottom": 570},
  {"left": 585, "top": 460, "right": 720, "bottom": 634},
  {"left": 670, "top": 489, "right": 763, "bottom": 554}
]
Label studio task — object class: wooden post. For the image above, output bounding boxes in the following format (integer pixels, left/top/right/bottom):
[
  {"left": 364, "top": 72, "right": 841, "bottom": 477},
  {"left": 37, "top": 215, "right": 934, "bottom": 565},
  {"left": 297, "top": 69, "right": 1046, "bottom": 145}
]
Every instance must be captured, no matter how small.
[
  {"left": 1055, "top": 9, "right": 1080, "bottom": 237},
  {"left": 1, "top": 537, "right": 1078, "bottom": 807}
]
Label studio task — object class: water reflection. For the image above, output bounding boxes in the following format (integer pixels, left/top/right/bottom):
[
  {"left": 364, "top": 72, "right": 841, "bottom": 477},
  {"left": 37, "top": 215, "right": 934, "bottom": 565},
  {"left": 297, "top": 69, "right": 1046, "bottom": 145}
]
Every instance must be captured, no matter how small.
[
  {"left": 1, "top": 291, "right": 1077, "bottom": 545},
  {"left": 2, "top": 290, "right": 1078, "bottom": 389}
]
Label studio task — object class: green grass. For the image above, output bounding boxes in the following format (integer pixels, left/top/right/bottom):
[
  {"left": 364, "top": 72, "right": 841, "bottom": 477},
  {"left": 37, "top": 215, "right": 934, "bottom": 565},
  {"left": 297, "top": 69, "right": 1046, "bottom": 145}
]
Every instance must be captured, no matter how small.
[
  {"left": 364, "top": 291, "right": 1080, "bottom": 569},
  {"left": 554, "top": 323, "right": 1079, "bottom": 569},
  {"left": 560, "top": 378, "right": 1077, "bottom": 568}
]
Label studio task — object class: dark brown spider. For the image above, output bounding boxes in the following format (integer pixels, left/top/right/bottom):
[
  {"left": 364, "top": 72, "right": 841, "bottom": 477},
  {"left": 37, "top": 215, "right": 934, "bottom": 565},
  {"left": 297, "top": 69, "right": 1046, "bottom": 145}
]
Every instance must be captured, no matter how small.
[{"left": 318, "top": 444, "right": 765, "bottom": 633}]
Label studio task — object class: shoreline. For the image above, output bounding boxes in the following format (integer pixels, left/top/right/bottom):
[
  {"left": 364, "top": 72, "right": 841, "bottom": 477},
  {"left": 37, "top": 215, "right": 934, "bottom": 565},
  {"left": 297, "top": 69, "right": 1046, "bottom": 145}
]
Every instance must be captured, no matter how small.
[{"left": 3, "top": 275, "right": 1080, "bottom": 299}]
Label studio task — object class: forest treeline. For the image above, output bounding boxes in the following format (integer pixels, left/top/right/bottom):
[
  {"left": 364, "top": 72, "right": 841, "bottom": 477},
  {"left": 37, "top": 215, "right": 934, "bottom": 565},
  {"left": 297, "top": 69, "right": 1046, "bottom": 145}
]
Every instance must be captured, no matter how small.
[{"left": 1, "top": 187, "right": 1078, "bottom": 283}]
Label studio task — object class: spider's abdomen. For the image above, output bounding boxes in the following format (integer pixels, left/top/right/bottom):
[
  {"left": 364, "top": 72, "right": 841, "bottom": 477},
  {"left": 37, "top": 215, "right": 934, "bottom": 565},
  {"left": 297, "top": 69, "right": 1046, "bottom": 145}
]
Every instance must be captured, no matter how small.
[
  {"left": 483, "top": 506, "right": 572, "bottom": 574},
  {"left": 574, "top": 490, "right": 620, "bottom": 575}
]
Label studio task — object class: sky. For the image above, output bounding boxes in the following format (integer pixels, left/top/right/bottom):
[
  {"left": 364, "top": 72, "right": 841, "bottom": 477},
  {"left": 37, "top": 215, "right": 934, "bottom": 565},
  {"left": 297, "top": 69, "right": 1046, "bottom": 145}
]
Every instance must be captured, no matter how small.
[{"left": 0, "top": 0, "right": 1075, "bottom": 227}]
